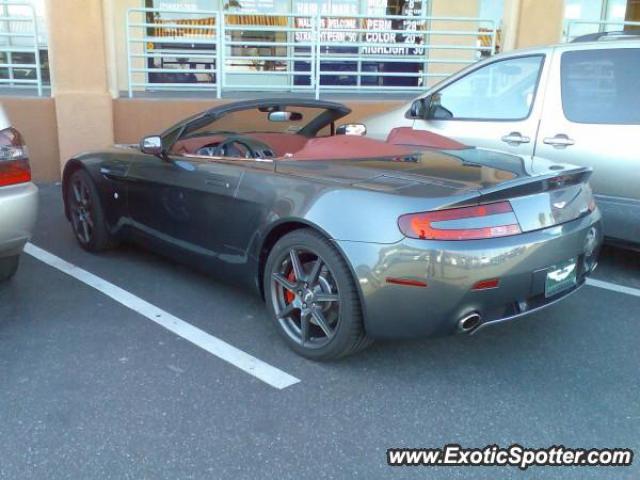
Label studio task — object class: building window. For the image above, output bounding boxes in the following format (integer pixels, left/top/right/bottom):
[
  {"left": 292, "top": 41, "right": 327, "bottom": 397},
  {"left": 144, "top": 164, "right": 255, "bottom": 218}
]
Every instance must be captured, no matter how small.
[
  {"left": 134, "top": 0, "right": 501, "bottom": 95},
  {"left": 565, "top": 0, "right": 640, "bottom": 39}
]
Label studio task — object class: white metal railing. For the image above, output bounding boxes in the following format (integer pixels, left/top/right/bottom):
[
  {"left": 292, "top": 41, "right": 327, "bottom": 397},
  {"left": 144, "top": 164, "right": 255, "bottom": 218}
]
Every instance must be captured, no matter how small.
[
  {"left": 0, "top": 1, "right": 42, "bottom": 95},
  {"left": 127, "top": 7, "right": 221, "bottom": 98},
  {"left": 565, "top": 19, "right": 640, "bottom": 42},
  {"left": 221, "top": 12, "right": 317, "bottom": 93},
  {"left": 315, "top": 14, "right": 495, "bottom": 97},
  {"left": 127, "top": 8, "right": 497, "bottom": 99}
]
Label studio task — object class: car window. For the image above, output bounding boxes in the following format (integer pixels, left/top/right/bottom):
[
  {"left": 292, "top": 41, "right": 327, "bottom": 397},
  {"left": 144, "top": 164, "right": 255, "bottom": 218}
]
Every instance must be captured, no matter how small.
[
  {"left": 187, "top": 107, "right": 326, "bottom": 137},
  {"left": 432, "top": 55, "right": 544, "bottom": 121},
  {"left": 560, "top": 48, "right": 640, "bottom": 125},
  {"left": 168, "top": 106, "right": 330, "bottom": 157}
]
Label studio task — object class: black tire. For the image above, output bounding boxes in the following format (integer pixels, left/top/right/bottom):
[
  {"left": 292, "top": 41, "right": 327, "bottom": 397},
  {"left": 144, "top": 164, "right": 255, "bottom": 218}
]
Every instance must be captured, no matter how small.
[
  {"left": 264, "top": 229, "right": 372, "bottom": 360},
  {"left": 66, "top": 169, "right": 115, "bottom": 253},
  {"left": 0, "top": 255, "right": 19, "bottom": 281}
]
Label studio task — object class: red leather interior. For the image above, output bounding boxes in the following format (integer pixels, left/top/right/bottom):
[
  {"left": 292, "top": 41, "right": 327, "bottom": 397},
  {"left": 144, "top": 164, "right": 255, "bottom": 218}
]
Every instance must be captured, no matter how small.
[
  {"left": 248, "top": 133, "right": 309, "bottom": 156},
  {"left": 170, "top": 127, "right": 465, "bottom": 160},
  {"left": 386, "top": 127, "right": 468, "bottom": 150},
  {"left": 290, "top": 135, "right": 415, "bottom": 160}
]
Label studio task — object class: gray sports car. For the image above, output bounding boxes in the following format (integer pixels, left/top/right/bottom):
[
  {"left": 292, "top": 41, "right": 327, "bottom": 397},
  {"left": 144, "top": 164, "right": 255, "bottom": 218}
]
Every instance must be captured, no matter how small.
[{"left": 62, "top": 99, "right": 602, "bottom": 360}]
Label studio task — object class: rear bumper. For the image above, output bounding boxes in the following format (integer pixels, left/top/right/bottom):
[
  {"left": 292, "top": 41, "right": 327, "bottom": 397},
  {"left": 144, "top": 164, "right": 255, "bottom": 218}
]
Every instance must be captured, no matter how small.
[
  {"left": 336, "top": 209, "right": 603, "bottom": 340},
  {"left": 0, "top": 182, "right": 38, "bottom": 257}
]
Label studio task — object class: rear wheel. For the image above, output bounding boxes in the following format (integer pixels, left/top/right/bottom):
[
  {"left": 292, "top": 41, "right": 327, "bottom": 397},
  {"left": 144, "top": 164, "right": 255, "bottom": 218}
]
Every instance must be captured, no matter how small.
[
  {"left": 0, "top": 255, "right": 19, "bottom": 281},
  {"left": 66, "top": 169, "right": 115, "bottom": 252},
  {"left": 264, "top": 229, "right": 372, "bottom": 360}
]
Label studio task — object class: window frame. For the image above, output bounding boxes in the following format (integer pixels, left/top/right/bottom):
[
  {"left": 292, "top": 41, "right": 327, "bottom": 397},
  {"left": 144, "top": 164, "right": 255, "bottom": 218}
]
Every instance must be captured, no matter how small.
[
  {"left": 425, "top": 54, "right": 547, "bottom": 123},
  {"left": 559, "top": 47, "right": 640, "bottom": 126}
]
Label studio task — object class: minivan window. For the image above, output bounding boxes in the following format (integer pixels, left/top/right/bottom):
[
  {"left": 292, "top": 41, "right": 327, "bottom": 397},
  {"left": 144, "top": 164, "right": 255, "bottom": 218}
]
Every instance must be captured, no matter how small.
[
  {"left": 561, "top": 48, "right": 640, "bottom": 125},
  {"left": 431, "top": 55, "right": 544, "bottom": 121}
]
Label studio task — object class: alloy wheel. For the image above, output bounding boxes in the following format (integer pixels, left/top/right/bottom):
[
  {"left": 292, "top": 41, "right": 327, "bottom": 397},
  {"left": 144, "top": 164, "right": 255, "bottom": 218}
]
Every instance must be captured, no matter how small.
[
  {"left": 270, "top": 247, "right": 341, "bottom": 348},
  {"left": 69, "top": 177, "right": 94, "bottom": 245}
]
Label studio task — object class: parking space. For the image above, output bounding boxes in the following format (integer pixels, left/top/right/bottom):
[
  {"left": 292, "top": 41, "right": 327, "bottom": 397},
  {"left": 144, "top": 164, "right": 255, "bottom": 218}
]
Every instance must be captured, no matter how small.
[{"left": 1, "top": 184, "right": 639, "bottom": 480}]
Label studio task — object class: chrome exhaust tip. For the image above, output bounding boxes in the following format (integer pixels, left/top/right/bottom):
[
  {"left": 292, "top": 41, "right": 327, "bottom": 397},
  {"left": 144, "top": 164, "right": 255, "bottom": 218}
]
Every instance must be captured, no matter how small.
[{"left": 458, "top": 312, "right": 481, "bottom": 333}]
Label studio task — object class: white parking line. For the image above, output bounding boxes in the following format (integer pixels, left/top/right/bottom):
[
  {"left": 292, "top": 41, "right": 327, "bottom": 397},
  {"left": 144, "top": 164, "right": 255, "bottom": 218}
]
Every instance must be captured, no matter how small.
[
  {"left": 586, "top": 278, "right": 640, "bottom": 298},
  {"left": 23, "top": 243, "right": 301, "bottom": 390}
]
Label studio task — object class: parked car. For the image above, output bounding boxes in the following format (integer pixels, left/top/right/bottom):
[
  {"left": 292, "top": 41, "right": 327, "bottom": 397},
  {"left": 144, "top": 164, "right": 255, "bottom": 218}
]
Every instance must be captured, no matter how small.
[
  {"left": 365, "top": 35, "right": 640, "bottom": 247},
  {"left": 0, "top": 106, "right": 38, "bottom": 281},
  {"left": 62, "top": 99, "right": 602, "bottom": 360}
]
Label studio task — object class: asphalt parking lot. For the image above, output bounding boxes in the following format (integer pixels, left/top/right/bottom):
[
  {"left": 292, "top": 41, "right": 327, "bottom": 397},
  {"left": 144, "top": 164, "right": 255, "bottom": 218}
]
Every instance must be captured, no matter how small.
[{"left": 1, "top": 184, "right": 639, "bottom": 480}]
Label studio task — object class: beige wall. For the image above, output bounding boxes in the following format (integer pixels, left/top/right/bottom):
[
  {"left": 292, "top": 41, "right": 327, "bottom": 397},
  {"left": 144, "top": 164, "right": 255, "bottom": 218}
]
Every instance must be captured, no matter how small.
[
  {"left": 0, "top": 96, "right": 60, "bottom": 182},
  {"left": 424, "top": 0, "right": 481, "bottom": 87},
  {"left": 46, "top": 0, "right": 114, "bottom": 170},
  {"left": 511, "top": 0, "right": 565, "bottom": 48}
]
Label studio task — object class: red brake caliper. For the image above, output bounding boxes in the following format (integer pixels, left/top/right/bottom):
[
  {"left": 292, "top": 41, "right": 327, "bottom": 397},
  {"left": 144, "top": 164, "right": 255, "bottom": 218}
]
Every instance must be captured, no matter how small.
[{"left": 284, "top": 269, "right": 296, "bottom": 304}]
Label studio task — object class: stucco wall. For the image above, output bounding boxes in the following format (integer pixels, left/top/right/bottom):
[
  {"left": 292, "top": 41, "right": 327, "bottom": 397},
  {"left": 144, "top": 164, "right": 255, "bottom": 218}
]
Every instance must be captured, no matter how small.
[
  {"left": 47, "top": 0, "right": 115, "bottom": 170},
  {"left": 514, "top": 0, "right": 564, "bottom": 48},
  {"left": 0, "top": 96, "right": 60, "bottom": 182}
]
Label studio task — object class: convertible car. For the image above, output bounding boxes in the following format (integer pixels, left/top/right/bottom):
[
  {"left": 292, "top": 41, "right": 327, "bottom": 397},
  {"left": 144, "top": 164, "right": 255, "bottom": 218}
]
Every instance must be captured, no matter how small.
[{"left": 62, "top": 99, "right": 602, "bottom": 360}]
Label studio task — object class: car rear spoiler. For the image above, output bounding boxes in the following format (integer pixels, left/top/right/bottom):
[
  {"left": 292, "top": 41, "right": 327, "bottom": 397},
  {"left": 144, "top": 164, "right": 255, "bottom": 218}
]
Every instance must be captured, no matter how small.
[{"left": 477, "top": 167, "right": 593, "bottom": 204}]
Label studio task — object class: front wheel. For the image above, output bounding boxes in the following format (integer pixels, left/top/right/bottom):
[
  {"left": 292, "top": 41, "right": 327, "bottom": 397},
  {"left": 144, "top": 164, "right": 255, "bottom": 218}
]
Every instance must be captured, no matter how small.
[
  {"left": 264, "top": 229, "right": 372, "bottom": 360},
  {"left": 66, "top": 169, "right": 116, "bottom": 253}
]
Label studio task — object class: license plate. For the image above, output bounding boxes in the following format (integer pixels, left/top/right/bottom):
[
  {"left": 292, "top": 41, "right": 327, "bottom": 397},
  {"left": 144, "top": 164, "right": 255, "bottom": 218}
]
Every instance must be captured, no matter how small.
[{"left": 545, "top": 258, "right": 578, "bottom": 298}]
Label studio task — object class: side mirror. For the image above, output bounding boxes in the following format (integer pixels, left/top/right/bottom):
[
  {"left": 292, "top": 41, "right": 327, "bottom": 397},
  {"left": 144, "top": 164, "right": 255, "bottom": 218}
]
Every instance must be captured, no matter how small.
[
  {"left": 140, "top": 135, "right": 163, "bottom": 156},
  {"left": 409, "top": 98, "right": 427, "bottom": 119},
  {"left": 409, "top": 94, "right": 452, "bottom": 120},
  {"left": 336, "top": 123, "right": 367, "bottom": 136},
  {"left": 428, "top": 93, "right": 453, "bottom": 119}
]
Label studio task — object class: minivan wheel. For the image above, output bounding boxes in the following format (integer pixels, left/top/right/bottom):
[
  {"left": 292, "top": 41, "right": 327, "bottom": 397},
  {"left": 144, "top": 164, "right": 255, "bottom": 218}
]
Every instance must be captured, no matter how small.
[
  {"left": 67, "top": 169, "right": 116, "bottom": 253},
  {"left": 0, "top": 255, "right": 19, "bottom": 281},
  {"left": 264, "top": 229, "right": 372, "bottom": 360}
]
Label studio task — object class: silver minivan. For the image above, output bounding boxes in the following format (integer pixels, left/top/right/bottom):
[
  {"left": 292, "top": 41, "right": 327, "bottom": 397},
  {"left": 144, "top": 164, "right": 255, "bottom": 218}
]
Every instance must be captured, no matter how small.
[{"left": 365, "top": 36, "right": 640, "bottom": 246}]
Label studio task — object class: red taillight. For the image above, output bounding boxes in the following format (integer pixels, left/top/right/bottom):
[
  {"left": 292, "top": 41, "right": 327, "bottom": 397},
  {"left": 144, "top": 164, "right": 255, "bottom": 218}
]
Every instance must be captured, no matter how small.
[
  {"left": 398, "top": 201, "right": 521, "bottom": 241},
  {"left": 385, "top": 277, "right": 428, "bottom": 287},
  {"left": 0, "top": 127, "right": 30, "bottom": 187},
  {"left": 472, "top": 278, "right": 500, "bottom": 290}
]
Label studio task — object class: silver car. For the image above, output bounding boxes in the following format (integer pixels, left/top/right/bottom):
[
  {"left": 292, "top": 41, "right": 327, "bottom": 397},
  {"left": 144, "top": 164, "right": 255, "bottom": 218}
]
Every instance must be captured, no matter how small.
[
  {"left": 365, "top": 35, "right": 640, "bottom": 246},
  {"left": 0, "top": 106, "right": 38, "bottom": 281}
]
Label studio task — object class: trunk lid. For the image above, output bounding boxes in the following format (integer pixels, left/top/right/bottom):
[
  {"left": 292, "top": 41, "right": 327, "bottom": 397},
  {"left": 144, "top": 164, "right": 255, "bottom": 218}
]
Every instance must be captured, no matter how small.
[
  {"left": 480, "top": 167, "right": 594, "bottom": 232},
  {"left": 276, "top": 147, "right": 594, "bottom": 232},
  {"left": 276, "top": 147, "right": 525, "bottom": 197}
]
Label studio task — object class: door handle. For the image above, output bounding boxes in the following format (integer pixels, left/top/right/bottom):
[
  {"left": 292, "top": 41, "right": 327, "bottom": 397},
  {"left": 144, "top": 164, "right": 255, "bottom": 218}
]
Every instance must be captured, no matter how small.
[
  {"left": 543, "top": 134, "right": 575, "bottom": 148},
  {"left": 501, "top": 132, "right": 531, "bottom": 145}
]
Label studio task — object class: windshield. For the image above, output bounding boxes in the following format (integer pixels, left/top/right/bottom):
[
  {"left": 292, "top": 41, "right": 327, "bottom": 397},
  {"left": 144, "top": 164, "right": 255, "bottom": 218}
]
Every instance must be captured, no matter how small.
[{"left": 184, "top": 106, "right": 330, "bottom": 138}]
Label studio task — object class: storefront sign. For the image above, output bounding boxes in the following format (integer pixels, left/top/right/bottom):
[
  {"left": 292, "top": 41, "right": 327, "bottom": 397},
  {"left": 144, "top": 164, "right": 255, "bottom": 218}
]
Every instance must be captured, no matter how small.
[{"left": 292, "top": 0, "right": 424, "bottom": 55}]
